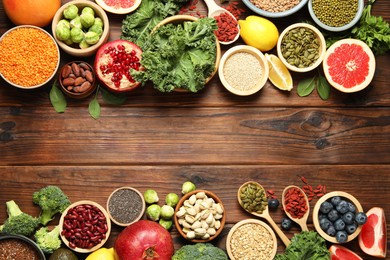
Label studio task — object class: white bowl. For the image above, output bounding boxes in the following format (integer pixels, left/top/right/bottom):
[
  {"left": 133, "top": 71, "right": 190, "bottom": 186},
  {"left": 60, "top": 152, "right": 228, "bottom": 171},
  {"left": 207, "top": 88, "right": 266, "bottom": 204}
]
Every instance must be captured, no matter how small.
[{"left": 242, "top": 0, "right": 309, "bottom": 18}]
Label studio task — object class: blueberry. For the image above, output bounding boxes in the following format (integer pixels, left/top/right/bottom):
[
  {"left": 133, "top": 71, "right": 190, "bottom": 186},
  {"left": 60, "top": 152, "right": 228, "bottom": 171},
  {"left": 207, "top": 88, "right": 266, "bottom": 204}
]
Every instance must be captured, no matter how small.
[
  {"left": 319, "top": 213, "right": 328, "bottom": 220},
  {"left": 281, "top": 218, "right": 293, "bottom": 230},
  {"left": 327, "top": 209, "right": 340, "bottom": 222},
  {"left": 319, "top": 201, "right": 333, "bottom": 214},
  {"left": 342, "top": 212, "right": 355, "bottom": 225},
  {"left": 320, "top": 217, "right": 332, "bottom": 231},
  {"left": 336, "top": 200, "right": 349, "bottom": 214},
  {"left": 336, "top": 230, "right": 348, "bottom": 243},
  {"left": 331, "top": 196, "right": 342, "bottom": 206},
  {"left": 355, "top": 212, "right": 368, "bottom": 225},
  {"left": 346, "top": 223, "right": 357, "bottom": 234},
  {"left": 347, "top": 202, "right": 356, "bottom": 213},
  {"left": 326, "top": 225, "right": 336, "bottom": 237},
  {"left": 268, "top": 198, "right": 280, "bottom": 210},
  {"left": 334, "top": 218, "right": 346, "bottom": 231}
]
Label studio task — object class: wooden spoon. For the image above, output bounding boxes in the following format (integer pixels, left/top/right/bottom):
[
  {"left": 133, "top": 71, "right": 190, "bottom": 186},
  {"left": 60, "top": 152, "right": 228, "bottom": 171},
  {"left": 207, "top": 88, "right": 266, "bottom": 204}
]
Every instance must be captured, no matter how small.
[
  {"left": 282, "top": 185, "right": 310, "bottom": 231},
  {"left": 203, "top": 0, "right": 240, "bottom": 45},
  {"left": 237, "top": 181, "right": 291, "bottom": 247}
]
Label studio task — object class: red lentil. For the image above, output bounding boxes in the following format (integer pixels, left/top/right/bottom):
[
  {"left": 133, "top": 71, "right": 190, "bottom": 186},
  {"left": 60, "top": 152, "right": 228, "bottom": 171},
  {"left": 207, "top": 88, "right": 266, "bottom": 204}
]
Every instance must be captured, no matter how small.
[
  {"left": 284, "top": 187, "right": 308, "bottom": 219},
  {"left": 214, "top": 12, "right": 239, "bottom": 42},
  {"left": 0, "top": 238, "right": 41, "bottom": 259},
  {"left": 0, "top": 27, "right": 59, "bottom": 87}
]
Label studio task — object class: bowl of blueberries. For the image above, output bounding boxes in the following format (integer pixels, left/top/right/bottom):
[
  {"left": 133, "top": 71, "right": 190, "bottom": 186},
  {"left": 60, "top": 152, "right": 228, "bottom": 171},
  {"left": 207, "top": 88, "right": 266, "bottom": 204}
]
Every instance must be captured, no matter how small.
[{"left": 313, "top": 191, "right": 367, "bottom": 243}]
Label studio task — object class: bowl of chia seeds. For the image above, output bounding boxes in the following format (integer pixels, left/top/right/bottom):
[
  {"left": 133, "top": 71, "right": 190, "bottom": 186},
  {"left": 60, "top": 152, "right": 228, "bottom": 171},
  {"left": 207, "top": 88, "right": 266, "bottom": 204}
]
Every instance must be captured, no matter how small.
[
  {"left": 308, "top": 0, "right": 364, "bottom": 32},
  {"left": 242, "top": 0, "right": 309, "bottom": 18},
  {"left": 107, "top": 187, "right": 145, "bottom": 226}
]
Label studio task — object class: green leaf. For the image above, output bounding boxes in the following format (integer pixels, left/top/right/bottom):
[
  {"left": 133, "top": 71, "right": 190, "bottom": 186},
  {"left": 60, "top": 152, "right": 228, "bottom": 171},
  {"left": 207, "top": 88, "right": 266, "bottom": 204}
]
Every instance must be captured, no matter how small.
[
  {"left": 316, "top": 75, "right": 331, "bottom": 100},
  {"left": 49, "top": 81, "right": 67, "bottom": 113},
  {"left": 101, "top": 87, "right": 127, "bottom": 105},
  {"left": 297, "top": 77, "right": 316, "bottom": 97},
  {"left": 88, "top": 98, "right": 101, "bottom": 119}
]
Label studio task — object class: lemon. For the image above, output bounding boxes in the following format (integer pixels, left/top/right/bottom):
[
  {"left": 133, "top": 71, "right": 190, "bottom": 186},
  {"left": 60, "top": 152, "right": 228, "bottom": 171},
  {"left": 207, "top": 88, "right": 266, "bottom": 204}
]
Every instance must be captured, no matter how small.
[
  {"left": 85, "top": 248, "right": 115, "bottom": 260},
  {"left": 238, "top": 16, "right": 279, "bottom": 52},
  {"left": 265, "top": 54, "right": 293, "bottom": 91}
]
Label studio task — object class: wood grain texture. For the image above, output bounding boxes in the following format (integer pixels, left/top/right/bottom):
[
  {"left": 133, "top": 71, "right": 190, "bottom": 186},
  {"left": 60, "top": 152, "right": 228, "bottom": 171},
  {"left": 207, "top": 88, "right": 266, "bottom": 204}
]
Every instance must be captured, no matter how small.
[{"left": 0, "top": 0, "right": 389, "bottom": 259}]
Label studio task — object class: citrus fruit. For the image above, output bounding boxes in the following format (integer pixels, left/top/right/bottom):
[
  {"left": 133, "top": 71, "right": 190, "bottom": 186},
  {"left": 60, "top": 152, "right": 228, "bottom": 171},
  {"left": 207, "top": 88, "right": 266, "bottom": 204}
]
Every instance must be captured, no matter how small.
[
  {"left": 95, "top": 0, "right": 141, "bottom": 14},
  {"left": 358, "top": 207, "right": 387, "bottom": 258},
  {"left": 3, "top": 0, "right": 61, "bottom": 27},
  {"left": 323, "top": 38, "right": 375, "bottom": 93},
  {"left": 265, "top": 54, "right": 293, "bottom": 91},
  {"left": 86, "top": 247, "right": 115, "bottom": 260},
  {"left": 329, "top": 245, "right": 363, "bottom": 260},
  {"left": 238, "top": 15, "right": 279, "bottom": 52}
]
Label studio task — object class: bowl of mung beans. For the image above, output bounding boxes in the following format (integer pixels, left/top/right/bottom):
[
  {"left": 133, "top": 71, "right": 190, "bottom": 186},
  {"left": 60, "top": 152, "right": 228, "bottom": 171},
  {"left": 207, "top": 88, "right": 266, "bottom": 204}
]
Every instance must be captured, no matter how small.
[
  {"left": 218, "top": 45, "right": 269, "bottom": 96},
  {"left": 308, "top": 0, "right": 364, "bottom": 32},
  {"left": 277, "top": 23, "right": 326, "bottom": 73},
  {"left": 242, "top": 0, "right": 309, "bottom": 18},
  {"left": 0, "top": 25, "right": 60, "bottom": 90},
  {"left": 226, "top": 219, "right": 277, "bottom": 260}
]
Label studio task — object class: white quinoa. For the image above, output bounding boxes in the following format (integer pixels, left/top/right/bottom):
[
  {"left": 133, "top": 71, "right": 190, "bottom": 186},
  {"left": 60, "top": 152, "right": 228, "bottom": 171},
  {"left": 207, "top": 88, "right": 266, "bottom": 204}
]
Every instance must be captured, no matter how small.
[{"left": 223, "top": 52, "right": 263, "bottom": 92}]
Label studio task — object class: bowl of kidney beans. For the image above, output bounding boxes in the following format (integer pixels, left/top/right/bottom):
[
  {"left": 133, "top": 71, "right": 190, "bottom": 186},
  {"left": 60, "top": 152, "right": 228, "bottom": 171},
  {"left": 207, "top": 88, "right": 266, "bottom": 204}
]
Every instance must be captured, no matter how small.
[{"left": 59, "top": 200, "right": 111, "bottom": 253}]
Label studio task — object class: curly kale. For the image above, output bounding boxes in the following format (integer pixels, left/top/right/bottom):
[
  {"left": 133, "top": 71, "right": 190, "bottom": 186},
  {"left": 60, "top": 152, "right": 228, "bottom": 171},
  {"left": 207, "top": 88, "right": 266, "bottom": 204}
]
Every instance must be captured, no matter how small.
[
  {"left": 172, "top": 243, "right": 228, "bottom": 260},
  {"left": 32, "top": 185, "right": 71, "bottom": 225}
]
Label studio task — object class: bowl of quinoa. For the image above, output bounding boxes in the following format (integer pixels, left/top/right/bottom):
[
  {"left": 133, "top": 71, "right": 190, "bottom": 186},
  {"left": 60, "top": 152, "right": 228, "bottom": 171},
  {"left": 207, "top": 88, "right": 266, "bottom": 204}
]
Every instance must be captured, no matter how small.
[
  {"left": 218, "top": 45, "right": 269, "bottom": 96},
  {"left": 0, "top": 25, "right": 60, "bottom": 89},
  {"left": 0, "top": 234, "right": 46, "bottom": 260},
  {"left": 242, "top": 0, "right": 309, "bottom": 18}
]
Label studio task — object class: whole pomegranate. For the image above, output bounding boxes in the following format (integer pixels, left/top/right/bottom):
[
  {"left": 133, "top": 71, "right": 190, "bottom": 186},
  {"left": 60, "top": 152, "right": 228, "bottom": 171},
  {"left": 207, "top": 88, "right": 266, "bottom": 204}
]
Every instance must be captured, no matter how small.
[
  {"left": 114, "top": 220, "right": 174, "bottom": 260},
  {"left": 94, "top": 39, "right": 143, "bottom": 93},
  {"left": 3, "top": 0, "right": 61, "bottom": 27}
]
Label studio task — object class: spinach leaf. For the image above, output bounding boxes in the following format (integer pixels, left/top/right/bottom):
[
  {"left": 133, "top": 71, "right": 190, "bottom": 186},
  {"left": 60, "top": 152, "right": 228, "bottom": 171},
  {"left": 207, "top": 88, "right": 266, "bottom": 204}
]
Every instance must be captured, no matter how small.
[
  {"left": 316, "top": 75, "right": 331, "bottom": 100},
  {"left": 297, "top": 77, "right": 316, "bottom": 97},
  {"left": 101, "top": 87, "right": 127, "bottom": 105},
  {"left": 50, "top": 81, "right": 67, "bottom": 113},
  {"left": 88, "top": 98, "right": 101, "bottom": 119}
]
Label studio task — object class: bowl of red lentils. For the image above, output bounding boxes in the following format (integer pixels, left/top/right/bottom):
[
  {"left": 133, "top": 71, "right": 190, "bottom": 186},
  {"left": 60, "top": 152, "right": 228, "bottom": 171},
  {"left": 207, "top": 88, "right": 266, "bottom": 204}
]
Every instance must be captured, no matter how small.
[
  {"left": 242, "top": 0, "right": 309, "bottom": 18},
  {"left": 59, "top": 200, "right": 111, "bottom": 253},
  {"left": 218, "top": 45, "right": 269, "bottom": 96},
  {"left": 308, "top": 0, "right": 364, "bottom": 32},
  {"left": 226, "top": 219, "right": 277, "bottom": 260},
  {"left": 0, "top": 25, "right": 60, "bottom": 90}
]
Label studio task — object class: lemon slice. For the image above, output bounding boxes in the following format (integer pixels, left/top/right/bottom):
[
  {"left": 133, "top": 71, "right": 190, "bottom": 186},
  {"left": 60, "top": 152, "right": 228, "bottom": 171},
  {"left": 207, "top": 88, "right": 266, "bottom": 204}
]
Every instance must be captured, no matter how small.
[{"left": 265, "top": 53, "right": 293, "bottom": 91}]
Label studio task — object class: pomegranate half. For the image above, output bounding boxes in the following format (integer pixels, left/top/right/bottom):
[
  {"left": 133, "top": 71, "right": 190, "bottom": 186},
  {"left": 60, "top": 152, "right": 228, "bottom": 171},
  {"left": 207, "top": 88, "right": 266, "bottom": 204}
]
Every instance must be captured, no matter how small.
[{"left": 94, "top": 39, "right": 142, "bottom": 93}]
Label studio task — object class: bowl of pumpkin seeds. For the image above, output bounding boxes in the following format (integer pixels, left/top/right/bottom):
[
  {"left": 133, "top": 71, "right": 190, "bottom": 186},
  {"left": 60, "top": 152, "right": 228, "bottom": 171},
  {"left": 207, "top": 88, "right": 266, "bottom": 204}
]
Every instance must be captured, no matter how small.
[
  {"left": 277, "top": 23, "right": 326, "bottom": 73},
  {"left": 308, "top": 0, "right": 364, "bottom": 32}
]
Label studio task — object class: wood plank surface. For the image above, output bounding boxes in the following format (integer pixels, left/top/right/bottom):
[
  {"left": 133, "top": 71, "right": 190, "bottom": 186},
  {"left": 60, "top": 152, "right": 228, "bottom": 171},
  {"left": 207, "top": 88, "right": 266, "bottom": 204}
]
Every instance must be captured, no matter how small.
[{"left": 0, "top": 0, "right": 389, "bottom": 259}]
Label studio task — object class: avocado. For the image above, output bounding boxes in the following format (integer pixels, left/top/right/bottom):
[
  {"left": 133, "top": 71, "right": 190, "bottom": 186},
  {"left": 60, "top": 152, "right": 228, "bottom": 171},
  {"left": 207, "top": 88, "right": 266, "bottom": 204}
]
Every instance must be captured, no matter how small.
[{"left": 49, "top": 248, "right": 78, "bottom": 260}]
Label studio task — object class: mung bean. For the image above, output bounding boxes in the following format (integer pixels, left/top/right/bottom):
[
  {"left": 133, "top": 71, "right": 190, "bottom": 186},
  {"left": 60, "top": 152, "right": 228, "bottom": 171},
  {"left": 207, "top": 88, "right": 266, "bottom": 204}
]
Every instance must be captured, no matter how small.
[{"left": 312, "top": 0, "right": 358, "bottom": 27}]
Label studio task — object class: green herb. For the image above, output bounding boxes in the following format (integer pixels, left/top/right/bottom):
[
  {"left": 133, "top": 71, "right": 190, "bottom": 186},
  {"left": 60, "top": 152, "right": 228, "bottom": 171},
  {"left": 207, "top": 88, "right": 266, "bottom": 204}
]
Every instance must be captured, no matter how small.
[
  {"left": 316, "top": 75, "right": 331, "bottom": 100},
  {"left": 49, "top": 81, "right": 67, "bottom": 113},
  {"left": 325, "top": 0, "right": 390, "bottom": 55},
  {"left": 274, "top": 231, "right": 330, "bottom": 260},
  {"left": 132, "top": 18, "right": 218, "bottom": 92},
  {"left": 297, "top": 77, "right": 316, "bottom": 97},
  {"left": 121, "top": 0, "right": 189, "bottom": 47},
  {"left": 101, "top": 87, "right": 127, "bottom": 105},
  {"left": 297, "top": 73, "right": 331, "bottom": 100}
]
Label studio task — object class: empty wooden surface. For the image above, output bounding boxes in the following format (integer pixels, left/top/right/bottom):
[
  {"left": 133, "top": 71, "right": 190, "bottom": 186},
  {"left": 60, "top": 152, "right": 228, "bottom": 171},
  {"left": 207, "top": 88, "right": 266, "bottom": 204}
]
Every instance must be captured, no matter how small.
[{"left": 0, "top": 0, "right": 389, "bottom": 259}]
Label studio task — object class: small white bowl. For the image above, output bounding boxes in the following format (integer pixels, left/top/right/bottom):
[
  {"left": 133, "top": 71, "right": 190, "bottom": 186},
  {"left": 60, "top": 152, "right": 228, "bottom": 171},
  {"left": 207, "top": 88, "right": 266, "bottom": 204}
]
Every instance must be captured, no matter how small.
[
  {"left": 242, "top": 0, "right": 308, "bottom": 18},
  {"left": 308, "top": 0, "right": 364, "bottom": 32},
  {"left": 218, "top": 45, "right": 269, "bottom": 96}
]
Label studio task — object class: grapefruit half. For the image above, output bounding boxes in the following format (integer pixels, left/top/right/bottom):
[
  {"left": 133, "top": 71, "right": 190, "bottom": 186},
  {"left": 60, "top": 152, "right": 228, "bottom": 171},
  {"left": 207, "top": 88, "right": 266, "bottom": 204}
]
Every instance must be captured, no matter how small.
[
  {"left": 95, "top": 0, "right": 141, "bottom": 14},
  {"left": 358, "top": 207, "right": 387, "bottom": 258},
  {"left": 329, "top": 245, "right": 363, "bottom": 260},
  {"left": 323, "top": 39, "right": 375, "bottom": 93}
]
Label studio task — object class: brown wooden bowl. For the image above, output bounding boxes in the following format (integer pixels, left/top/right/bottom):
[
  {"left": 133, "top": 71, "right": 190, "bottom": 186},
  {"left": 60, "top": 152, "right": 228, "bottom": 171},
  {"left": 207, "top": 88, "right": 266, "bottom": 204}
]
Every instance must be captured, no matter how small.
[
  {"left": 59, "top": 200, "right": 111, "bottom": 253},
  {"left": 174, "top": 189, "right": 225, "bottom": 243},
  {"left": 313, "top": 191, "right": 363, "bottom": 243}
]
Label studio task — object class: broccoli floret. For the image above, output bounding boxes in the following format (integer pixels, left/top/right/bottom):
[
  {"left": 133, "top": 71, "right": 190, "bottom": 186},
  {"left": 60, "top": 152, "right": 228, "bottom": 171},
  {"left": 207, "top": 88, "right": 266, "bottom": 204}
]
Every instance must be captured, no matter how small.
[
  {"left": 32, "top": 185, "right": 71, "bottom": 225},
  {"left": 172, "top": 243, "right": 228, "bottom": 260},
  {"left": 0, "top": 200, "right": 39, "bottom": 236},
  {"left": 34, "top": 225, "right": 62, "bottom": 254}
]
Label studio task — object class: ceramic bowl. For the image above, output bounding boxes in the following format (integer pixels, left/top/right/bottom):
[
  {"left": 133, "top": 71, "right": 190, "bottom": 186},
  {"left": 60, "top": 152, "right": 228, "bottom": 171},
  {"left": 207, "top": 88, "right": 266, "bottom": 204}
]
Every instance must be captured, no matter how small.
[
  {"left": 58, "top": 61, "right": 97, "bottom": 99},
  {"left": 59, "top": 200, "right": 111, "bottom": 253},
  {"left": 106, "top": 187, "right": 145, "bottom": 226},
  {"left": 242, "top": 0, "right": 309, "bottom": 18},
  {"left": 226, "top": 219, "right": 277, "bottom": 260},
  {"left": 51, "top": 0, "right": 110, "bottom": 57},
  {"left": 313, "top": 191, "right": 364, "bottom": 243},
  {"left": 0, "top": 25, "right": 60, "bottom": 89},
  {"left": 218, "top": 45, "right": 269, "bottom": 96},
  {"left": 308, "top": 0, "right": 364, "bottom": 32},
  {"left": 174, "top": 189, "right": 226, "bottom": 243},
  {"left": 0, "top": 234, "right": 46, "bottom": 259},
  {"left": 277, "top": 23, "right": 326, "bottom": 73}
]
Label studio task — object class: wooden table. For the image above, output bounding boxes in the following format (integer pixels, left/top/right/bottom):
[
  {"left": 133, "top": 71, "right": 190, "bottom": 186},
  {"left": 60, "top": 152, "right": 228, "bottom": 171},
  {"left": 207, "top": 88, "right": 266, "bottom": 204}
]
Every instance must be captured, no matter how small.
[{"left": 1, "top": 0, "right": 389, "bottom": 259}]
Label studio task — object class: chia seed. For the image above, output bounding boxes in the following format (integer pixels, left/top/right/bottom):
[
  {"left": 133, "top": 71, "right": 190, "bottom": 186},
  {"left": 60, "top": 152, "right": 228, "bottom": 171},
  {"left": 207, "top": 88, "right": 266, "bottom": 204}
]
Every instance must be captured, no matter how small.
[{"left": 108, "top": 188, "right": 144, "bottom": 224}]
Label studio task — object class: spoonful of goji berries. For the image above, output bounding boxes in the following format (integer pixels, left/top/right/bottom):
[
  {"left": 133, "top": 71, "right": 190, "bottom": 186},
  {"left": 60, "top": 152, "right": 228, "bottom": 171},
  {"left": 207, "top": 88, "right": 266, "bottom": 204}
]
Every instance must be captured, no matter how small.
[
  {"left": 204, "top": 0, "right": 240, "bottom": 45},
  {"left": 282, "top": 185, "right": 310, "bottom": 231}
]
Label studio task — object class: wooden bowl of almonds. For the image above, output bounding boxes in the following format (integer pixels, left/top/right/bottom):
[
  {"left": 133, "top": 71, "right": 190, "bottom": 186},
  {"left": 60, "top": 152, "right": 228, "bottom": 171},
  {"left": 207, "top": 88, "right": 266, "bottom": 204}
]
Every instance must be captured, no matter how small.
[{"left": 174, "top": 190, "right": 225, "bottom": 243}]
